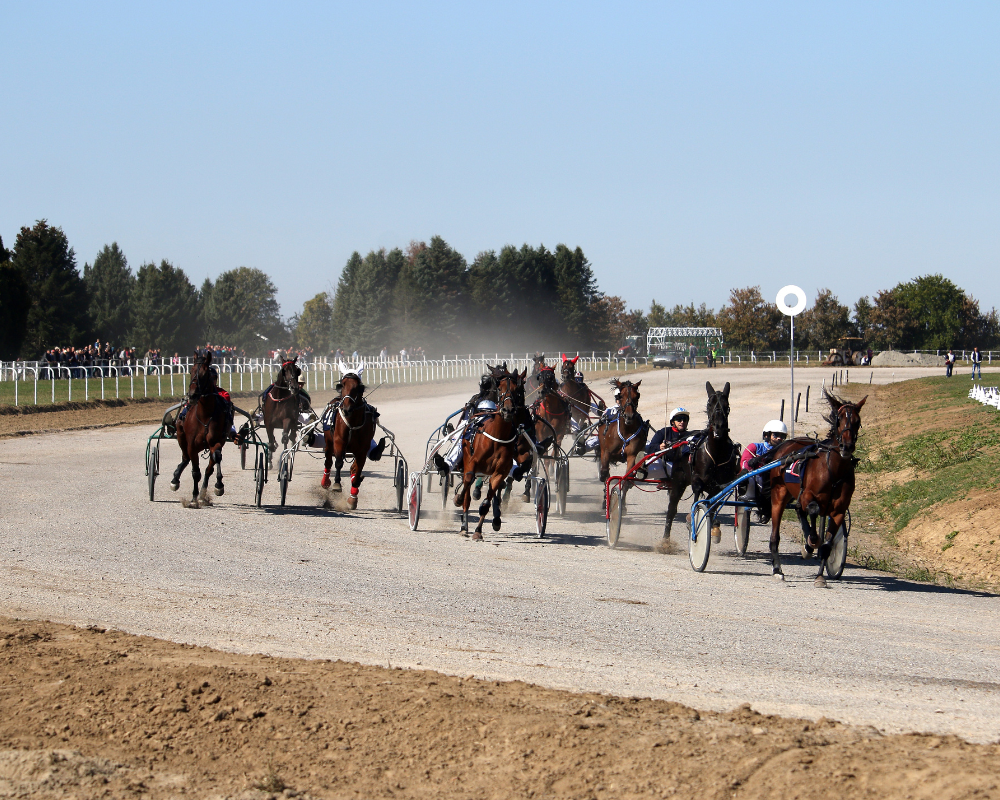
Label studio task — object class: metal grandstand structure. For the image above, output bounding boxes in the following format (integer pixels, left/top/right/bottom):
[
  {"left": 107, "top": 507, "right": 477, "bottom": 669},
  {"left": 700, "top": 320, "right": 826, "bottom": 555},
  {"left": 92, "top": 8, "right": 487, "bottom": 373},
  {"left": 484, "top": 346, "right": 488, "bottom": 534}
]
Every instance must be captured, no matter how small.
[{"left": 646, "top": 327, "right": 724, "bottom": 353}]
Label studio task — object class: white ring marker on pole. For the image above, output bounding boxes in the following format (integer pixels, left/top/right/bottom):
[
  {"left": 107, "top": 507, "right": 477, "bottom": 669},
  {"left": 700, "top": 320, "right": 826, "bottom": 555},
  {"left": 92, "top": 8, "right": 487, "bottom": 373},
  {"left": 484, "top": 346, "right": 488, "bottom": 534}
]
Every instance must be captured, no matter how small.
[
  {"left": 776, "top": 285, "right": 807, "bottom": 438},
  {"left": 777, "top": 285, "right": 807, "bottom": 317}
]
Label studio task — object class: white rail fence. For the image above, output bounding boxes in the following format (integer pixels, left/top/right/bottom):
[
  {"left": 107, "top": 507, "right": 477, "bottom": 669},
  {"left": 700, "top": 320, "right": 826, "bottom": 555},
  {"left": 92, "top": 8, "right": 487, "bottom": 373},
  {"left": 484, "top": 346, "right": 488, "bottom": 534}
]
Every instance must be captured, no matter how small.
[{"left": 0, "top": 354, "right": 649, "bottom": 407}]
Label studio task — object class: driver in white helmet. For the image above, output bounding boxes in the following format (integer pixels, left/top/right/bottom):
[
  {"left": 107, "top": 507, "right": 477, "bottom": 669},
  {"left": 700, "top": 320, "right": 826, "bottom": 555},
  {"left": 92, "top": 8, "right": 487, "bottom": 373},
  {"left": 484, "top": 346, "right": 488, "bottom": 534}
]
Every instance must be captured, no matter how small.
[
  {"left": 640, "top": 407, "right": 692, "bottom": 487},
  {"left": 738, "top": 419, "right": 788, "bottom": 517}
]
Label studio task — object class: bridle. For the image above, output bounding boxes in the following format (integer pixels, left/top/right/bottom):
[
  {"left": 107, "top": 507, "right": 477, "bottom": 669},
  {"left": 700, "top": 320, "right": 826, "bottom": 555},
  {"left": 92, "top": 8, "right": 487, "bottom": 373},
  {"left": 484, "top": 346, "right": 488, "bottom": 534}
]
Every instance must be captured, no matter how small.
[
  {"left": 496, "top": 374, "right": 520, "bottom": 421},
  {"left": 270, "top": 360, "right": 300, "bottom": 401},
  {"left": 337, "top": 375, "right": 369, "bottom": 437},
  {"left": 834, "top": 403, "right": 862, "bottom": 456},
  {"left": 706, "top": 392, "right": 730, "bottom": 439},
  {"left": 617, "top": 382, "right": 639, "bottom": 424}
]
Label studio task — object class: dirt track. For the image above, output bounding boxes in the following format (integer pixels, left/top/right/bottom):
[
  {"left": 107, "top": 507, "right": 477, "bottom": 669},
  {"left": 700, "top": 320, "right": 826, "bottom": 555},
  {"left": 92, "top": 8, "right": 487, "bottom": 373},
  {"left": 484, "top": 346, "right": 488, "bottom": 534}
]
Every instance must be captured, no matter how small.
[{"left": 1, "top": 365, "right": 999, "bottom": 798}]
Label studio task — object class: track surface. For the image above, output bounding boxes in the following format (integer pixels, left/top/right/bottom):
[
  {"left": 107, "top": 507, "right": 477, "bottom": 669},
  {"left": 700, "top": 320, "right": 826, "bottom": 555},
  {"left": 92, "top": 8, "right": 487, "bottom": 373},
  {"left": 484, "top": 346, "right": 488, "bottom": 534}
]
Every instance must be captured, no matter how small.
[{"left": 2, "top": 366, "right": 998, "bottom": 743}]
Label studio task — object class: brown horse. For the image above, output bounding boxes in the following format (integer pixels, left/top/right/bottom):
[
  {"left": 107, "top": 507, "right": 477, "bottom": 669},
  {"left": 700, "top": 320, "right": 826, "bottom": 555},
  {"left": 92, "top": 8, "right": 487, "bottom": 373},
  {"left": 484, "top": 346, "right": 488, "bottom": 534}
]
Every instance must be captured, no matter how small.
[
  {"left": 321, "top": 370, "right": 378, "bottom": 510},
  {"left": 263, "top": 358, "right": 304, "bottom": 466},
  {"left": 526, "top": 353, "right": 546, "bottom": 394},
  {"left": 533, "top": 366, "right": 571, "bottom": 453},
  {"left": 170, "top": 352, "right": 229, "bottom": 506},
  {"left": 454, "top": 368, "right": 527, "bottom": 540},
  {"left": 766, "top": 390, "right": 867, "bottom": 586},
  {"left": 559, "top": 354, "right": 604, "bottom": 429},
  {"left": 597, "top": 379, "right": 649, "bottom": 506}
]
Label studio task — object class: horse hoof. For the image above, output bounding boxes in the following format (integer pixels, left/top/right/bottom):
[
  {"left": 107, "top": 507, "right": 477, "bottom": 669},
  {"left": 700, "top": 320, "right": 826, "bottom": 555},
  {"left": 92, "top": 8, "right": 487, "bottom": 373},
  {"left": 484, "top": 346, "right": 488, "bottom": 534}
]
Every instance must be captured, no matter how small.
[
  {"left": 472, "top": 485, "right": 482, "bottom": 501},
  {"left": 214, "top": 486, "right": 224, "bottom": 497},
  {"left": 170, "top": 481, "right": 179, "bottom": 492},
  {"left": 320, "top": 477, "right": 331, "bottom": 489},
  {"left": 711, "top": 524, "right": 722, "bottom": 544},
  {"left": 332, "top": 482, "right": 342, "bottom": 493},
  {"left": 772, "top": 572, "right": 785, "bottom": 582},
  {"left": 814, "top": 575, "right": 828, "bottom": 588},
  {"left": 492, "top": 517, "right": 501, "bottom": 532},
  {"left": 472, "top": 531, "right": 483, "bottom": 541},
  {"left": 347, "top": 496, "right": 358, "bottom": 510}
]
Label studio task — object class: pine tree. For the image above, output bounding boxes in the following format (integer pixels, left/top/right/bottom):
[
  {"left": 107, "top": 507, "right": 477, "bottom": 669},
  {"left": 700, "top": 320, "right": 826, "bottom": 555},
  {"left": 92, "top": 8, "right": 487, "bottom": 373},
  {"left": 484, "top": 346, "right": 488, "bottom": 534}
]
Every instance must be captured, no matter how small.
[
  {"left": 83, "top": 243, "right": 134, "bottom": 346},
  {"left": 130, "top": 260, "right": 201, "bottom": 355},
  {"left": 203, "top": 267, "right": 283, "bottom": 353},
  {"left": 0, "top": 235, "right": 30, "bottom": 360},
  {"left": 330, "top": 252, "right": 363, "bottom": 351}
]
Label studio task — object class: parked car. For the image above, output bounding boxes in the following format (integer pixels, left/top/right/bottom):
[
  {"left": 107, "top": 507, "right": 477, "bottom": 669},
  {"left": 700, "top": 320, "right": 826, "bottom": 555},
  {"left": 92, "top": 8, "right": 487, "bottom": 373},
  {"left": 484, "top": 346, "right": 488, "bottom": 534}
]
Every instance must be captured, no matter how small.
[{"left": 651, "top": 349, "right": 685, "bottom": 368}]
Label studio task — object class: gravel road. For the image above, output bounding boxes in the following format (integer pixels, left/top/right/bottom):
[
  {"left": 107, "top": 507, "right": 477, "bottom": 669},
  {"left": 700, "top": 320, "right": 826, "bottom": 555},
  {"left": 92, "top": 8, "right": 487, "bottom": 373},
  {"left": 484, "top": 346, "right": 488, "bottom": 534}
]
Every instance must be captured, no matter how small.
[{"left": 2, "top": 365, "right": 998, "bottom": 743}]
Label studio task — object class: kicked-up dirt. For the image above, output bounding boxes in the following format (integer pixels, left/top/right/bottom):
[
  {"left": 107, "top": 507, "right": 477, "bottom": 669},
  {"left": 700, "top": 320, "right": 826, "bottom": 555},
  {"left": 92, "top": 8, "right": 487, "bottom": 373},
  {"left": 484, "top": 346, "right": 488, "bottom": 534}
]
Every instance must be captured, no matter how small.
[{"left": 1, "top": 617, "right": 998, "bottom": 800}]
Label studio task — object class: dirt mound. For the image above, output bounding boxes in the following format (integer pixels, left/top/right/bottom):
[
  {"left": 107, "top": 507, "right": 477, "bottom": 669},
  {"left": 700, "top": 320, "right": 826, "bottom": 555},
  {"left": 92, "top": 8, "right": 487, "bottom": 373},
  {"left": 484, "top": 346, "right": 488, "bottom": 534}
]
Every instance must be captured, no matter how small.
[
  {"left": 871, "top": 351, "right": 946, "bottom": 368},
  {"left": 1, "top": 617, "right": 998, "bottom": 800}
]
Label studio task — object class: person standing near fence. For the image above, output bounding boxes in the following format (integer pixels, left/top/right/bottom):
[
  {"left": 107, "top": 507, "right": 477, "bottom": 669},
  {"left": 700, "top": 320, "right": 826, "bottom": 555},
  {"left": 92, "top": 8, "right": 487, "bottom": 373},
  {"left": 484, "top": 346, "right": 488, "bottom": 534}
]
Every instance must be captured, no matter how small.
[
  {"left": 688, "top": 343, "right": 697, "bottom": 368},
  {"left": 946, "top": 349, "right": 955, "bottom": 377},
  {"left": 971, "top": 347, "right": 983, "bottom": 380}
]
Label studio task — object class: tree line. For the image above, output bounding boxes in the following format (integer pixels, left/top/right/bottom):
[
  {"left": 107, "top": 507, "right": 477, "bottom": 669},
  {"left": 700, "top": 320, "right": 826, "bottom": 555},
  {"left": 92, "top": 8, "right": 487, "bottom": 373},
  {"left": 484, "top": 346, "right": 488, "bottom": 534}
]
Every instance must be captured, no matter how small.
[
  {"left": 634, "top": 277, "right": 998, "bottom": 353},
  {"left": 0, "top": 221, "right": 284, "bottom": 360}
]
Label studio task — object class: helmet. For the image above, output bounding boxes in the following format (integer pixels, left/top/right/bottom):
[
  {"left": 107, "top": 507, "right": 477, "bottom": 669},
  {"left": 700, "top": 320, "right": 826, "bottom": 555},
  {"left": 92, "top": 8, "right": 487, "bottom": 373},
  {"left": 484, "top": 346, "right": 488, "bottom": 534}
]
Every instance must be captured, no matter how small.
[
  {"left": 763, "top": 419, "right": 787, "bottom": 436},
  {"left": 476, "top": 399, "right": 498, "bottom": 412},
  {"left": 669, "top": 407, "right": 690, "bottom": 424}
]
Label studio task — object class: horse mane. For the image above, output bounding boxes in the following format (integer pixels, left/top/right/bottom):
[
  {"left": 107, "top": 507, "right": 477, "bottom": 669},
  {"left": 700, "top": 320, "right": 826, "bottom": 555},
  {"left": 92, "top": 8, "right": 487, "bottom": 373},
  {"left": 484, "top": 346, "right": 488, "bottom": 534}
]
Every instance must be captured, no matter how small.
[{"left": 822, "top": 389, "right": 848, "bottom": 440}]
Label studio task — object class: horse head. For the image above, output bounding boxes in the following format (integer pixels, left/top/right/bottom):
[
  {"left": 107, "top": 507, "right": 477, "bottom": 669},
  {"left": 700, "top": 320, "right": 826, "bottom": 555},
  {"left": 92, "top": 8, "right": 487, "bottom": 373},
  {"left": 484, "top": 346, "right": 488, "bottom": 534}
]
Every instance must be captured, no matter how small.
[
  {"left": 531, "top": 353, "right": 546, "bottom": 375},
  {"left": 705, "top": 381, "right": 731, "bottom": 439},
  {"left": 189, "top": 350, "right": 215, "bottom": 399},
  {"left": 277, "top": 358, "right": 301, "bottom": 398},
  {"left": 496, "top": 368, "right": 526, "bottom": 422},
  {"left": 539, "top": 366, "right": 558, "bottom": 394},
  {"left": 338, "top": 372, "right": 366, "bottom": 414},
  {"left": 614, "top": 379, "right": 641, "bottom": 424},
  {"left": 824, "top": 390, "right": 866, "bottom": 456},
  {"left": 560, "top": 353, "right": 579, "bottom": 381}
]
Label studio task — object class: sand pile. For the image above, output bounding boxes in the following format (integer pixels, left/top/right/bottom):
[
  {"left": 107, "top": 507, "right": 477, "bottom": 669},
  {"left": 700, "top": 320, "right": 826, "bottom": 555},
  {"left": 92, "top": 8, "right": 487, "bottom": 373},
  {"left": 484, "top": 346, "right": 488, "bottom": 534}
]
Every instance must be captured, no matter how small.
[{"left": 871, "top": 350, "right": 946, "bottom": 367}]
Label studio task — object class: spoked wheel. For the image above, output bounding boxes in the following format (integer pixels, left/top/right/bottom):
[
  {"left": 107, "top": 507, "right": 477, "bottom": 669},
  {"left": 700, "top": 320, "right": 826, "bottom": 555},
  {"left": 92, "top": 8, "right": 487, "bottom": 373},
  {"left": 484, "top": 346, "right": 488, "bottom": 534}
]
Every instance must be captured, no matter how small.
[
  {"left": 395, "top": 461, "right": 406, "bottom": 514},
  {"left": 606, "top": 486, "right": 625, "bottom": 548},
  {"left": 556, "top": 460, "right": 569, "bottom": 515},
  {"left": 535, "top": 478, "right": 549, "bottom": 538},
  {"left": 240, "top": 439, "right": 248, "bottom": 470},
  {"left": 254, "top": 451, "right": 266, "bottom": 507},
  {"left": 844, "top": 508, "right": 852, "bottom": 535},
  {"left": 147, "top": 443, "right": 159, "bottom": 501},
  {"left": 406, "top": 472, "right": 422, "bottom": 531},
  {"left": 735, "top": 507, "right": 750, "bottom": 556},
  {"left": 689, "top": 505, "right": 712, "bottom": 572},
  {"left": 825, "top": 524, "right": 848, "bottom": 579},
  {"left": 278, "top": 458, "right": 289, "bottom": 506}
]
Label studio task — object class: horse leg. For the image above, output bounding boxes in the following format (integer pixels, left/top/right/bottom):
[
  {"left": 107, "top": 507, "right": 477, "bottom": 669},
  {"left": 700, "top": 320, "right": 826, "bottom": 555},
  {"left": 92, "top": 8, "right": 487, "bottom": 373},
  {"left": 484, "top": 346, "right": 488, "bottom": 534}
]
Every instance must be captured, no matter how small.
[
  {"left": 490, "top": 474, "right": 504, "bottom": 532},
  {"left": 190, "top": 457, "right": 202, "bottom": 508},
  {"left": 459, "top": 470, "right": 473, "bottom": 535},
  {"left": 171, "top": 455, "right": 189, "bottom": 491},
  {"left": 662, "top": 483, "right": 683, "bottom": 544},
  {"left": 347, "top": 457, "right": 365, "bottom": 510},
  {"left": 213, "top": 447, "right": 225, "bottom": 496},
  {"left": 770, "top": 485, "right": 790, "bottom": 580},
  {"left": 813, "top": 516, "right": 837, "bottom": 588},
  {"left": 333, "top": 457, "right": 344, "bottom": 492}
]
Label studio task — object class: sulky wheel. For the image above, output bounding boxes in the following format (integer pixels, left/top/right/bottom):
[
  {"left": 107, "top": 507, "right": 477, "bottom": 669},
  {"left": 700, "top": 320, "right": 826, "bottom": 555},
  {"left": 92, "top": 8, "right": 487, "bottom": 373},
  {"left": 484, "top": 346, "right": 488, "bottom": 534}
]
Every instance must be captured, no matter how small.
[
  {"left": 240, "top": 438, "right": 248, "bottom": 470},
  {"left": 825, "top": 524, "right": 848, "bottom": 579},
  {"left": 735, "top": 507, "right": 750, "bottom": 556},
  {"left": 147, "top": 444, "right": 159, "bottom": 502},
  {"left": 278, "top": 459, "right": 289, "bottom": 506},
  {"left": 606, "top": 486, "right": 625, "bottom": 548},
  {"left": 254, "top": 451, "right": 266, "bottom": 507},
  {"left": 441, "top": 471, "right": 450, "bottom": 510},
  {"left": 689, "top": 505, "right": 712, "bottom": 572},
  {"left": 395, "top": 461, "right": 406, "bottom": 514},
  {"left": 406, "top": 472, "right": 422, "bottom": 531},
  {"left": 535, "top": 478, "right": 549, "bottom": 538}
]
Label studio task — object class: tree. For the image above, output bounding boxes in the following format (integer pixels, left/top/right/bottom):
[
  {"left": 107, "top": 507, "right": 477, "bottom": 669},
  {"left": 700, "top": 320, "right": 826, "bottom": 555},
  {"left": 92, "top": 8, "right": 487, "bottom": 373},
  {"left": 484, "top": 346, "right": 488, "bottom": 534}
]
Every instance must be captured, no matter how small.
[
  {"left": 411, "top": 236, "right": 467, "bottom": 349},
  {"left": 554, "top": 245, "right": 598, "bottom": 339},
  {"left": 330, "top": 252, "right": 363, "bottom": 350},
  {"left": 893, "top": 274, "right": 990, "bottom": 350},
  {"left": 715, "top": 286, "right": 783, "bottom": 351},
  {"left": 295, "top": 293, "right": 332, "bottom": 351},
  {"left": 390, "top": 242, "right": 427, "bottom": 351},
  {"left": 203, "top": 267, "right": 284, "bottom": 353},
  {"left": 0, "top": 236, "right": 30, "bottom": 360},
  {"left": 587, "top": 295, "right": 631, "bottom": 351},
  {"left": 13, "top": 220, "right": 91, "bottom": 357},
  {"left": 130, "top": 260, "right": 201, "bottom": 354},
  {"left": 353, "top": 249, "right": 400, "bottom": 352},
  {"left": 796, "top": 288, "right": 853, "bottom": 350},
  {"left": 83, "top": 243, "right": 134, "bottom": 346}
]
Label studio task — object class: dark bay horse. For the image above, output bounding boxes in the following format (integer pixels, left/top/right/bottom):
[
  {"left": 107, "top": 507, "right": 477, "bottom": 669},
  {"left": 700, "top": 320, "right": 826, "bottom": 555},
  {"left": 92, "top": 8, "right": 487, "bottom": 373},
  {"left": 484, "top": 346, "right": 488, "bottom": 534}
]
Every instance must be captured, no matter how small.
[
  {"left": 526, "top": 353, "right": 546, "bottom": 394},
  {"left": 263, "top": 358, "right": 303, "bottom": 466},
  {"left": 533, "top": 366, "right": 571, "bottom": 453},
  {"left": 171, "top": 352, "right": 228, "bottom": 506},
  {"left": 454, "top": 368, "right": 527, "bottom": 540},
  {"left": 661, "top": 381, "right": 740, "bottom": 543},
  {"left": 321, "top": 370, "right": 377, "bottom": 510},
  {"left": 765, "top": 391, "right": 867, "bottom": 586},
  {"left": 597, "top": 379, "right": 649, "bottom": 507},
  {"left": 559, "top": 354, "right": 605, "bottom": 428}
]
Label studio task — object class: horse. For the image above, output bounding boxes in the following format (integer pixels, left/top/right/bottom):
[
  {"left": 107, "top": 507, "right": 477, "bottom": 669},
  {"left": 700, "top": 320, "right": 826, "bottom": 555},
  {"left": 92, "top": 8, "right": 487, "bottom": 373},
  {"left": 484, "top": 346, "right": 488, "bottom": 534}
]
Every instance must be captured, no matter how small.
[
  {"left": 660, "top": 381, "right": 740, "bottom": 543},
  {"left": 559, "top": 354, "right": 603, "bottom": 429},
  {"left": 765, "top": 390, "right": 867, "bottom": 586},
  {"left": 454, "top": 368, "right": 527, "bottom": 540},
  {"left": 533, "top": 366, "right": 572, "bottom": 453},
  {"left": 263, "top": 358, "right": 304, "bottom": 467},
  {"left": 321, "top": 368, "right": 378, "bottom": 510},
  {"left": 170, "top": 351, "right": 229, "bottom": 506},
  {"left": 597, "top": 379, "right": 649, "bottom": 507},
  {"left": 526, "top": 353, "right": 546, "bottom": 394}
]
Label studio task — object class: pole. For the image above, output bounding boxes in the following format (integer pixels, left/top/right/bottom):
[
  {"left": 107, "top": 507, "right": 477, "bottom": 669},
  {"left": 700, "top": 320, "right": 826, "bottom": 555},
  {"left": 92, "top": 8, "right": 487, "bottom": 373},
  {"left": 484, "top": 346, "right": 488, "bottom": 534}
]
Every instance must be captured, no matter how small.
[{"left": 789, "top": 315, "right": 795, "bottom": 437}]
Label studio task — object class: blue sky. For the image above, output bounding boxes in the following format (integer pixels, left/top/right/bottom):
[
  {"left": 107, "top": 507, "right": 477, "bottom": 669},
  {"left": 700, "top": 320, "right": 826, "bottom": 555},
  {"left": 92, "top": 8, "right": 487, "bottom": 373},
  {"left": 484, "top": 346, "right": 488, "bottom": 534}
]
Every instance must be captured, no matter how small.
[{"left": 3, "top": 2, "right": 998, "bottom": 320}]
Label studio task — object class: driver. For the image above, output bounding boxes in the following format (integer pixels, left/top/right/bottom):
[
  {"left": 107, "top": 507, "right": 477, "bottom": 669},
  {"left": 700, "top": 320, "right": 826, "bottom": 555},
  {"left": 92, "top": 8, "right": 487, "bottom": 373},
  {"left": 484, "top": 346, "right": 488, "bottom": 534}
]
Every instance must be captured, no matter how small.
[
  {"left": 737, "top": 419, "right": 787, "bottom": 519},
  {"left": 641, "top": 408, "right": 692, "bottom": 487}
]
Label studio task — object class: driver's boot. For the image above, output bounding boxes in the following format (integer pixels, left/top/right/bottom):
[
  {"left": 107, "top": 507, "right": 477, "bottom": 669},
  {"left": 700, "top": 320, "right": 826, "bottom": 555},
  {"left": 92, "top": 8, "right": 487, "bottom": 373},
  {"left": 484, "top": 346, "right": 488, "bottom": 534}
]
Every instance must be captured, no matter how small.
[{"left": 369, "top": 437, "right": 387, "bottom": 461}]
